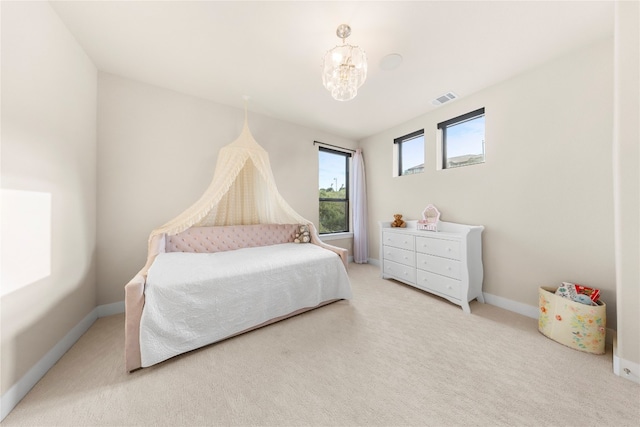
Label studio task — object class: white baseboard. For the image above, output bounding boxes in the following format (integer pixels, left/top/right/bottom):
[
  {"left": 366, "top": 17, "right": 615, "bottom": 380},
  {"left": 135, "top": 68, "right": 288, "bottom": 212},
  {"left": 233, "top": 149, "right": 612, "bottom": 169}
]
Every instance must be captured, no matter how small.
[
  {"left": 97, "top": 300, "right": 125, "bottom": 317},
  {"left": 482, "top": 292, "right": 539, "bottom": 319},
  {"left": 613, "top": 336, "right": 640, "bottom": 384},
  {"left": 0, "top": 301, "right": 126, "bottom": 421},
  {"left": 0, "top": 308, "right": 97, "bottom": 421}
]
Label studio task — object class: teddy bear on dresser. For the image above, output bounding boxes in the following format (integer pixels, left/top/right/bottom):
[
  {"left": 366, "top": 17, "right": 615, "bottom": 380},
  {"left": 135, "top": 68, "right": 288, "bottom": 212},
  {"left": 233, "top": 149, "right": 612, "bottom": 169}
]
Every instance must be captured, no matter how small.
[{"left": 391, "top": 214, "right": 406, "bottom": 228}]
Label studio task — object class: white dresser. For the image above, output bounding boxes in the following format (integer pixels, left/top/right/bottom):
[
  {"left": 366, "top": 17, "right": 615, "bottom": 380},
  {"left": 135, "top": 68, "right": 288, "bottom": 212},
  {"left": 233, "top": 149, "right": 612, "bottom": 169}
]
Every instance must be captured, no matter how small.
[{"left": 379, "top": 220, "right": 484, "bottom": 313}]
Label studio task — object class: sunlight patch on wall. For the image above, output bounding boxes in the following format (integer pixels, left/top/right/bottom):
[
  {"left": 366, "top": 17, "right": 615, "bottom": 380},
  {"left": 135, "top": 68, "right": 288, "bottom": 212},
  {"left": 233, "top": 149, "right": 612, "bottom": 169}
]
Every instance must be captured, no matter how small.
[{"left": 1, "top": 189, "right": 52, "bottom": 297}]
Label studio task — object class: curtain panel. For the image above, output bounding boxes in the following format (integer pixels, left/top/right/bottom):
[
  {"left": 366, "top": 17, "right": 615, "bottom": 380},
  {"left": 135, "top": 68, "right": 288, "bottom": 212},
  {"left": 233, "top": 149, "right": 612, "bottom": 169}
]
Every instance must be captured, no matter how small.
[{"left": 352, "top": 148, "right": 368, "bottom": 263}]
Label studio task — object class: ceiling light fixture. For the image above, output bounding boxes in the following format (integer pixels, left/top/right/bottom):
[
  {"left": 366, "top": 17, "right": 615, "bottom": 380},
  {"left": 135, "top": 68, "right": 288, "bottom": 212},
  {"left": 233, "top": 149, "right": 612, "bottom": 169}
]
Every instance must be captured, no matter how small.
[{"left": 322, "top": 24, "right": 367, "bottom": 102}]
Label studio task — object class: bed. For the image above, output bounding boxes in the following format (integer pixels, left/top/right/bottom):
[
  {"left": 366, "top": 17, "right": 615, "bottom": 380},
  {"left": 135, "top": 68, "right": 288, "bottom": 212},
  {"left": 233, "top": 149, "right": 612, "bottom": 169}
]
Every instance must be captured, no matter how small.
[
  {"left": 125, "top": 118, "right": 354, "bottom": 371},
  {"left": 125, "top": 223, "right": 351, "bottom": 371}
]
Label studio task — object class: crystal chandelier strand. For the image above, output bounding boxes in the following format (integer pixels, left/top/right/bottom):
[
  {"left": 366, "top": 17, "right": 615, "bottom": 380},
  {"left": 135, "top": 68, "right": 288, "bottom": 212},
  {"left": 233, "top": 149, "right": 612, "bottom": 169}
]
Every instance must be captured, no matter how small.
[{"left": 322, "top": 25, "right": 367, "bottom": 101}]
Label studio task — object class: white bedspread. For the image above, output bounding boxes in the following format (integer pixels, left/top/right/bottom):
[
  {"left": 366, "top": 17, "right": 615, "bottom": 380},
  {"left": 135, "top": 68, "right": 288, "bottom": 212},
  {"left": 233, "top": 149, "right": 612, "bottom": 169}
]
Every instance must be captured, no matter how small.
[{"left": 140, "top": 243, "right": 352, "bottom": 367}]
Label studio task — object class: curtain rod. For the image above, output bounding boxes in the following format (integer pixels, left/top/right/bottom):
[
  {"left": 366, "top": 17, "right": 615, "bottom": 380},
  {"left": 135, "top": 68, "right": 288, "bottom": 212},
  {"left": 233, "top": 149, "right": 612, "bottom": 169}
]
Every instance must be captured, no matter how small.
[{"left": 313, "top": 140, "right": 356, "bottom": 153}]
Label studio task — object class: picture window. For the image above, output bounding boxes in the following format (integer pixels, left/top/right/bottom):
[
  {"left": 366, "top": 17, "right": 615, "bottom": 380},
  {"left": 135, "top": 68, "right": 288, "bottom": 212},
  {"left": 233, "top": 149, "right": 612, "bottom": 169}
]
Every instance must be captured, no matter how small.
[
  {"left": 438, "top": 108, "right": 485, "bottom": 169},
  {"left": 318, "top": 147, "right": 350, "bottom": 234},
  {"left": 394, "top": 129, "right": 425, "bottom": 176}
]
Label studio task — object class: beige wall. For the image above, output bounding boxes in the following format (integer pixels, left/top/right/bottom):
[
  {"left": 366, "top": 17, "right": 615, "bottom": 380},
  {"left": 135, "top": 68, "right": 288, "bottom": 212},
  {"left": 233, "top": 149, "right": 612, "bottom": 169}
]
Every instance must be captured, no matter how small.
[
  {"left": 613, "top": 0, "right": 640, "bottom": 374},
  {"left": 361, "top": 39, "right": 617, "bottom": 324},
  {"left": 97, "top": 73, "right": 357, "bottom": 305},
  {"left": 1, "top": 1, "right": 97, "bottom": 394}
]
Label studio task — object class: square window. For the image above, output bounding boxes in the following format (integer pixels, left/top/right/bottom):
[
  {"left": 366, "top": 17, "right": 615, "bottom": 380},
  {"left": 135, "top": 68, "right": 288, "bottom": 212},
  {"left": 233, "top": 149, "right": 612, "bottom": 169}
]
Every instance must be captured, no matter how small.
[
  {"left": 439, "top": 108, "right": 485, "bottom": 169},
  {"left": 395, "top": 130, "right": 424, "bottom": 176}
]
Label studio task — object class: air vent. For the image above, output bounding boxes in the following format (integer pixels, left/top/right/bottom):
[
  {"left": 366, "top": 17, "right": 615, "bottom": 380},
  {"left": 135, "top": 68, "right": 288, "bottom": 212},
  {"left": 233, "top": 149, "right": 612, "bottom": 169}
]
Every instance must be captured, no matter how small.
[{"left": 431, "top": 92, "right": 458, "bottom": 106}]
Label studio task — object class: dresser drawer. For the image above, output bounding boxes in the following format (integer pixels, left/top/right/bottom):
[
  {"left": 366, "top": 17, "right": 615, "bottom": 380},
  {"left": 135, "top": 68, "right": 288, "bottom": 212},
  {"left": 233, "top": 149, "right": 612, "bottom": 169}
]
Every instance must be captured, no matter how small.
[
  {"left": 383, "top": 259, "right": 416, "bottom": 285},
  {"left": 415, "top": 236, "right": 461, "bottom": 260},
  {"left": 416, "top": 270, "right": 461, "bottom": 300},
  {"left": 382, "top": 231, "right": 415, "bottom": 251},
  {"left": 383, "top": 246, "right": 415, "bottom": 267},
  {"left": 416, "top": 253, "right": 461, "bottom": 280}
]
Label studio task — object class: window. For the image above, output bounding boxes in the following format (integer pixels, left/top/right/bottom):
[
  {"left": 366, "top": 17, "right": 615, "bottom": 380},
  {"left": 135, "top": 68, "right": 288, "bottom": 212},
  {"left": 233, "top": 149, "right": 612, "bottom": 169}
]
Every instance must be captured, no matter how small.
[
  {"left": 318, "top": 147, "right": 350, "bottom": 234},
  {"left": 395, "top": 129, "right": 424, "bottom": 176},
  {"left": 438, "top": 108, "right": 485, "bottom": 169}
]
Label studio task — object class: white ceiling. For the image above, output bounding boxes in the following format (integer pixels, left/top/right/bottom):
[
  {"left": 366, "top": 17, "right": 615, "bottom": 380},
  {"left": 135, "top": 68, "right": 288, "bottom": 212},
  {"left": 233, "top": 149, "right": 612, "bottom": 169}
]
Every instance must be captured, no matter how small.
[{"left": 50, "top": 1, "right": 614, "bottom": 140}]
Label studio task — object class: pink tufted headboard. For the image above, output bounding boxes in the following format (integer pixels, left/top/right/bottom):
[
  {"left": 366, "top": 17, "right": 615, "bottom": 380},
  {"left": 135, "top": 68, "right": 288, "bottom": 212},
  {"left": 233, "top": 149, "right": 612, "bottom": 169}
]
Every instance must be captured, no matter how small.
[{"left": 165, "top": 224, "right": 300, "bottom": 253}]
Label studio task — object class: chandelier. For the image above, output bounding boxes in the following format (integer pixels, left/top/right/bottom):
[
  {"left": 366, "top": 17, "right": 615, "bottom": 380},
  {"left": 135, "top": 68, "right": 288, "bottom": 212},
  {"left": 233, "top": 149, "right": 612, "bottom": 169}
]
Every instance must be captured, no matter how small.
[{"left": 322, "top": 24, "right": 368, "bottom": 102}]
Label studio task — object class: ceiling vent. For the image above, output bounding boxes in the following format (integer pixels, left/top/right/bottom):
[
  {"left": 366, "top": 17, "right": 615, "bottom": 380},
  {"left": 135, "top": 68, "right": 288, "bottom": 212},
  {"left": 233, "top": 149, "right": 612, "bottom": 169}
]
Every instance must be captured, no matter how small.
[{"left": 431, "top": 92, "right": 458, "bottom": 106}]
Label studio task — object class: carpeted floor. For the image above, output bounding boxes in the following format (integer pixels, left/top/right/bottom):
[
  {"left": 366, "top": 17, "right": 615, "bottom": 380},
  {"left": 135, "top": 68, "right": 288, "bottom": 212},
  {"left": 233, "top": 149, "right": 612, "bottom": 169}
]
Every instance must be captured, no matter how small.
[{"left": 2, "top": 263, "right": 638, "bottom": 426}]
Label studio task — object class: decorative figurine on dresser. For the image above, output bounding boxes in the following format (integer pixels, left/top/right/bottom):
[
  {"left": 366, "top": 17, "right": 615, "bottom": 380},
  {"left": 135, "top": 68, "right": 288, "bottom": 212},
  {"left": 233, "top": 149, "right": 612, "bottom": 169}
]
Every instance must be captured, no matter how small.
[
  {"left": 417, "top": 204, "right": 440, "bottom": 231},
  {"left": 379, "top": 206, "right": 484, "bottom": 313}
]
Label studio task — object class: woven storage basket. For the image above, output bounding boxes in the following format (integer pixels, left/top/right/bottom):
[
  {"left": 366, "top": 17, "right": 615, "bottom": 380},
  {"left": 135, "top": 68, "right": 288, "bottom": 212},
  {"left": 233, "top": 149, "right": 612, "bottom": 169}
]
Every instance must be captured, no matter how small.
[{"left": 538, "top": 287, "right": 606, "bottom": 354}]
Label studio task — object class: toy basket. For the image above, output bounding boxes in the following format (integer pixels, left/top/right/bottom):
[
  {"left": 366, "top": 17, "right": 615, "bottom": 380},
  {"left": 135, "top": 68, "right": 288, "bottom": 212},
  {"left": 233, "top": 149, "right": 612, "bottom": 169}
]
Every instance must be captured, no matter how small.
[{"left": 538, "top": 287, "right": 606, "bottom": 354}]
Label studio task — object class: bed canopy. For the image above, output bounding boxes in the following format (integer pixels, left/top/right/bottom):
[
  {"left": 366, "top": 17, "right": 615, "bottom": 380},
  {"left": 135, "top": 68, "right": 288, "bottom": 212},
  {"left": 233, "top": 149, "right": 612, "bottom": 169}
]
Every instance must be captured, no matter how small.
[
  {"left": 149, "top": 117, "right": 311, "bottom": 242},
  {"left": 125, "top": 116, "right": 351, "bottom": 371}
]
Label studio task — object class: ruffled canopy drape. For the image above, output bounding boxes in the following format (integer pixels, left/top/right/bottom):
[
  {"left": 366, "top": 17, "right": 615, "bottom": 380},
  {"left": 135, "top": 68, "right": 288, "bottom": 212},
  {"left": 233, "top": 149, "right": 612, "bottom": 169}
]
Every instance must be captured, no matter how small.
[{"left": 149, "top": 120, "right": 309, "bottom": 241}]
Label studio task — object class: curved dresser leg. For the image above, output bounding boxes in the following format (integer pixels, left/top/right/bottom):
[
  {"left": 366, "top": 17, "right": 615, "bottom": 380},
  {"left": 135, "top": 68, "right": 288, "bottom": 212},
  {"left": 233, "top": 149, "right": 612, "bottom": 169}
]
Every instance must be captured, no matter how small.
[{"left": 461, "top": 301, "right": 471, "bottom": 314}]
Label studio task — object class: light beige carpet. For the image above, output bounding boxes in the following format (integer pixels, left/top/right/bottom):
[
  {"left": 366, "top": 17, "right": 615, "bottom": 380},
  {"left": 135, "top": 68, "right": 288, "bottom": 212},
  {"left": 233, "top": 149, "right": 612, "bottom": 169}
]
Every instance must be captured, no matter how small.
[{"left": 2, "top": 263, "right": 638, "bottom": 426}]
